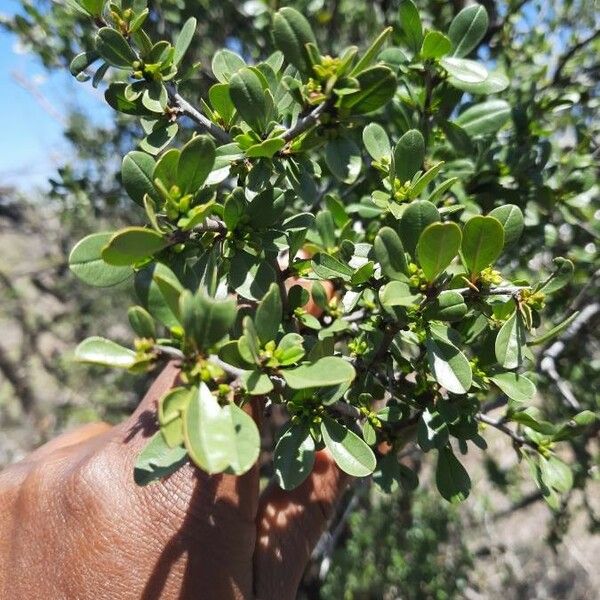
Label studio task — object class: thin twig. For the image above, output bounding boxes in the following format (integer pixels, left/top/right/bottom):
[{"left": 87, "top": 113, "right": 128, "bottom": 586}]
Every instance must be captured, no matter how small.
[
  {"left": 477, "top": 412, "right": 539, "bottom": 451},
  {"left": 552, "top": 29, "right": 600, "bottom": 85},
  {"left": 282, "top": 102, "right": 329, "bottom": 142},
  {"left": 167, "top": 85, "right": 232, "bottom": 144}
]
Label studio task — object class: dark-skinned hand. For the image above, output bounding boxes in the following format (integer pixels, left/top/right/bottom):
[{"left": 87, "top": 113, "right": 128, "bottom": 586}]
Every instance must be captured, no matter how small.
[{"left": 0, "top": 363, "right": 349, "bottom": 599}]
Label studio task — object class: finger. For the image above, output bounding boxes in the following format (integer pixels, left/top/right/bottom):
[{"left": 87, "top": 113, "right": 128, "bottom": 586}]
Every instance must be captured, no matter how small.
[
  {"left": 23, "top": 422, "right": 113, "bottom": 463},
  {"left": 253, "top": 450, "right": 350, "bottom": 600}
]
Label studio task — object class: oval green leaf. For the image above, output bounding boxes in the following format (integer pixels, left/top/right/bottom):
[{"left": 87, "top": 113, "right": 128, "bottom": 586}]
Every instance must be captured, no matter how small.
[
  {"left": 416, "top": 222, "right": 462, "bottom": 282},
  {"left": 461, "top": 215, "right": 504, "bottom": 276},
  {"left": 321, "top": 417, "right": 376, "bottom": 477}
]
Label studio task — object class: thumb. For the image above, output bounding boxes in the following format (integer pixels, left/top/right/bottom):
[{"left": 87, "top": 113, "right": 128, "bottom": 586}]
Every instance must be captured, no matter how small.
[{"left": 253, "top": 450, "right": 350, "bottom": 600}]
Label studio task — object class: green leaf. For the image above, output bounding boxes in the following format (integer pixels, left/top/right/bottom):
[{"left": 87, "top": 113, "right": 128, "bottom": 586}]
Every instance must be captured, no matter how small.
[
  {"left": 399, "top": 200, "right": 440, "bottom": 256},
  {"left": 453, "top": 99, "right": 511, "bottom": 136},
  {"left": 70, "top": 50, "right": 99, "bottom": 79},
  {"left": 448, "top": 71, "right": 509, "bottom": 94},
  {"left": 276, "top": 333, "right": 306, "bottom": 365},
  {"left": 312, "top": 253, "right": 353, "bottom": 281},
  {"left": 223, "top": 403, "right": 260, "bottom": 475},
  {"left": 274, "top": 424, "right": 316, "bottom": 490},
  {"left": 362, "top": 122, "right": 391, "bottom": 161},
  {"left": 421, "top": 31, "right": 452, "bottom": 59},
  {"left": 134, "top": 432, "right": 187, "bottom": 486},
  {"left": 488, "top": 205, "right": 524, "bottom": 247},
  {"left": 272, "top": 7, "right": 317, "bottom": 74},
  {"left": 398, "top": 0, "right": 423, "bottom": 54},
  {"left": 529, "top": 311, "right": 579, "bottom": 346},
  {"left": 538, "top": 257, "right": 574, "bottom": 294},
  {"left": 212, "top": 49, "right": 246, "bottom": 83},
  {"left": 229, "top": 250, "right": 277, "bottom": 301},
  {"left": 321, "top": 417, "right": 376, "bottom": 477},
  {"left": 374, "top": 227, "right": 409, "bottom": 280},
  {"left": 69, "top": 232, "right": 133, "bottom": 287},
  {"left": 495, "top": 311, "right": 526, "bottom": 369},
  {"left": 436, "top": 446, "right": 471, "bottom": 503},
  {"left": 128, "top": 305, "right": 156, "bottom": 339},
  {"left": 379, "top": 280, "right": 422, "bottom": 307},
  {"left": 75, "top": 336, "right": 137, "bottom": 369},
  {"left": 461, "top": 215, "right": 504, "bottom": 276},
  {"left": 440, "top": 57, "right": 488, "bottom": 84},
  {"left": 426, "top": 333, "right": 472, "bottom": 394},
  {"left": 102, "top": 227, "right": 166, "bottom": 266},
  {"left": 158, "top": 387, "right": 191, "bottom": 448},
  {"left": 539, "top": 456, "right": 573, "bottom": 494},
  {"left": 245, "top": 137, "right": 286, "bottom": 158},
  {"left": 342, "top": 66, "right": 397, "bottom": 114},
  {"left": 242, "top": 370, "right": 274, "bottom": 395},
  {"left": 325, "top": 137, "right": 362, "bottom": 184},
  {"left": 134, "top": 263, "right": 182, "bottom": 329},
  {"left": 448, "top": 3, "right": 489, "bottom": 58},
  {"left": 416, "top": 222, "right": 462, "bottom": 282},
  {"left": 373, "top": 453, "right": 419, "bottom": 493},
  {"left": 394, "top": 129, "right": 424, "bottom": 183},
  {"left": 349, "top": 26, "right": 393, "bottom": 76},
  {"left": 255, "top": 283, "right": 282, "bottom": 345},
  {"left": 179, "top": 289, "right": 236, "bottom": 350},
  {"left": 282, "top": 356, "right": 356, "bottom": 389},
  {"left": 96, "top": 27, "right": 137, "bottom": 68},
  {"left": 422, "top": 290, "right": 467, "bottom": 322},
  {"left": 490, "top": 372, "right": 535, "bottom": 403},
  {"left": 184, "top": 383, "right": 232, "bottom": 474},
  {"left": 78, "top": 0, "right": 104, "bottom": 16},
  {"left": 122, "top": 151, "right": 158, "bottom": 206},
  {"left": 229, "top": 67, "right": 271, "bottom": 133},
  {"left": 173, "top": 17, "right": 196, "bottom": 65},
  {"left": 178, "top": 135, "right": 216, "bottom": 194}
]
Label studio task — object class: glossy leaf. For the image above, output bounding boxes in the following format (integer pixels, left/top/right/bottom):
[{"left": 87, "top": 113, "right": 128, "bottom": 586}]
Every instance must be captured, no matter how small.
[
  {"left": 128, "top": 305, "right": 156, "bottom": 339},
  {"left": 495, "top": 311, "right": 526, "bottom": 369},
  {"left": 229, "top": 67, "right": 270, "bottom": 133},
  {"left": 422, "top": 291, "right": 467, "bottom": 322},
  {"left": 448, "top": 3, "right": 489, "bottom": 58},
  {"left": 416, "top": 222, "right": 462, "bottom": 282},
  {"left": 96, "top": 27, "right": 137, "bottom": 68},
  {"left": 321, "top": 417, "right": 376, "bottom": 477},
  {"left": 75, "top": 336, "right": 137, "bottom": 369},
  {"left": 454, "top": 99, "right": 511, "bottom": 136},
  {"left": 362, "top": 122, "right": 391, "bottom": 161},
  {"left": 184, "top": 383, "right": 232, "bottom": 474},
  {"left": 122, "top": 151, "right": 158, "bottom": 205},
  {"left": 398, "top": 0, "right": 423, "bottom": 54},
  {"left": 272, "top": 7, "right": 317, "bottom": 74},
  {"left": 173, "top": 17, "right": 196, "bottom": 65},
  {"left": 212, "top": 49, "right": 245, "bottom": 83},
  {"left": 421, "top": 31, "right": 452, "bottom": 59},
  {"left": 134, "top": 432, "right": 187, "bottom": 486},
  {"left": 69, "top": 232, "right": 133, "bottom": 287},
  {"left": 102, "top": 227, "right": 166, "bottom": 266},
  {"left": 490, "top": 372, "right": 536, "bottom": 403},
  {"left": 374, "top": 227, "right": 409, "bottom": 280},
  {"left": 489, "top": 204, "right": 524, "bottom": 247},
  {"left": 255, "top": 283, "right": 282, "bottom": 345},
  {"left": 274, "top": 425, "right": 316, "bottom": 490},
  {"left": 325, "top": 137, "right": 362, "bottom": 184},
  {"left": 177, "top": 135, "right": 215, "bottom": 194},
  {"left": 394, "top": 129, "right": 424, "bottom": 183},
  {"left": 426, "top": 333, "right": 472, "bottom": 394},
  {"left": 399, "top": 200, "right": 440, "bottom": 256},
  {"left": 436, "top": 446, "right": 471, "bottom": 503},
  {"left": 461, "top": 215, "right": 504, "bottom": 276},
  {"left": 223, "top": 403, "right": 260, "bottom": 475},
  {"left": 282, "top": 356, "right": 356, "bottom": 389}
]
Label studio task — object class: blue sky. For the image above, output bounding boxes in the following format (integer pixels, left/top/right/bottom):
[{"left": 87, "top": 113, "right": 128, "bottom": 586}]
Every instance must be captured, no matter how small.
[{"left": 0, "top": 0, "right": 109, "bottom": 190}]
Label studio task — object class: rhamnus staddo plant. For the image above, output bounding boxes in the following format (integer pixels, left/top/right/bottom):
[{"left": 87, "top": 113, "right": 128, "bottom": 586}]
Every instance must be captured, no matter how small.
[{"left": 67, "top": 0, "right": 594, "bottom": 506}]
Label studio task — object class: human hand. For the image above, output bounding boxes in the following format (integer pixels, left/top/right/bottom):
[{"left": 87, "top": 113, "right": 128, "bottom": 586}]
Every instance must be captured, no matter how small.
[{"left": 0, "top": 363, "right": 349, "bottom": 599}]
